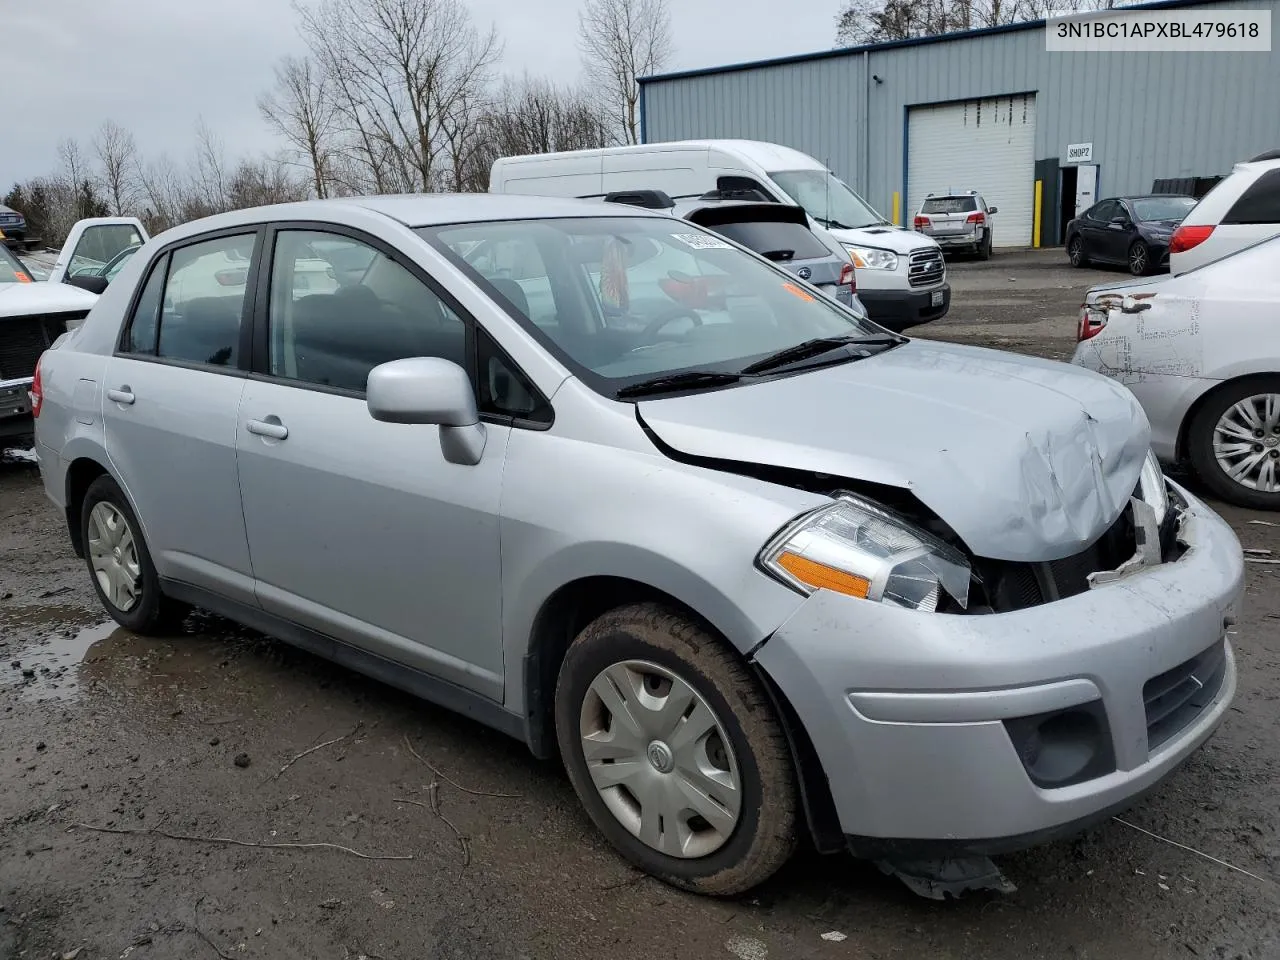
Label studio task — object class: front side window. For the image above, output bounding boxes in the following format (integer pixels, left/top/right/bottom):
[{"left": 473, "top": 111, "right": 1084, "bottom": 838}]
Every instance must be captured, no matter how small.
[
  {"left": 1130, "top": 196, "right": 1196, "bottom": 222},
  {"left": 66, "top": 224, "right": 146, "bottom": 278},
  {"left": 1090, "top": 200, "right": 1118, "bottom": 222},
  {"left": 157, "top": 233, "right": 256, "bottom": 367},
  {"left": 424, "top": 216, "right": 880, "bottom": 397},
  {"left": 768, "top": 169, "right": 888, "bottom": 230},
  {"left": 268, "top": 229, "right": 466, "bottom": 393}
]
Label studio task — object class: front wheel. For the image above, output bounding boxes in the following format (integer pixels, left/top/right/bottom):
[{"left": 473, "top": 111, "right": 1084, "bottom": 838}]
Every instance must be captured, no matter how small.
[
  {"left": 1187, "top": 378, "right": 1280, "bottom": 509},
  {"left": 81, "top": 475, "right": 189, "bottom": 633},
  {"left": 1068, "top": 235, "right": 1088, "bottom": 267},
  {"left": 555, "top": 603, "right": 798, "bottom": 896},
  {"left": 1128, "top": 240, "right": 1151, "bottom": 276}
]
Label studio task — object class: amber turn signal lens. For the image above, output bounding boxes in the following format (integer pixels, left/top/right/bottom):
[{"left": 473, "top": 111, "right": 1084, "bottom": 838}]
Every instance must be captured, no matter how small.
[{"left": 776, "top": 551, "right": 870, "bottom": 598}]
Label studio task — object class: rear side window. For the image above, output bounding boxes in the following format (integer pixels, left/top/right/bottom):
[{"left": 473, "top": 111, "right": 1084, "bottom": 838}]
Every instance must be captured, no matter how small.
[
  {"left": 1222, "top": 169, "right": 1280, "bottom": 225},
  {"left": 921, "top": 196, "right": 977, "bottom": 214},
  {"left": 157, "top": 234, "right": 256, "bottom": 368},
  {"left": 706, "top": 220, "right": 831, "bottom": 261}
]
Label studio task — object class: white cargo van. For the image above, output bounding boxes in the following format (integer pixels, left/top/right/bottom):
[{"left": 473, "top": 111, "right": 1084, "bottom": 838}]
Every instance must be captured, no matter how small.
[{"left": 489, "top": 139, "right": 950, "bottom": 331}]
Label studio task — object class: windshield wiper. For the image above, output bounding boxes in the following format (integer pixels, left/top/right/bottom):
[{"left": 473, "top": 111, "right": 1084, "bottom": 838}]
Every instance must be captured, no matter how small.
[
  {"left": 615, "top": 370, "right": 742, "bottom": 398},
  {"left": 739, "top": 335, "right": 903, "bottom": 375},
  {"left": 761, "top": 249, "right": 795, "bottom": 262}
]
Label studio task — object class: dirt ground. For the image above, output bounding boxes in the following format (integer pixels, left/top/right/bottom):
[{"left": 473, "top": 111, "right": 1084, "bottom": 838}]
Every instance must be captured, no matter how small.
[{"left": 2, "top": 249, "right": 1278, "bottom": 960}]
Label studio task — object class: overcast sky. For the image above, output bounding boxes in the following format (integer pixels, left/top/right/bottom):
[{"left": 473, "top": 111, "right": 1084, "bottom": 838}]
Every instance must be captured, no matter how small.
[{"left": 5, "top": 0, "right": 842, "bottom": 187}]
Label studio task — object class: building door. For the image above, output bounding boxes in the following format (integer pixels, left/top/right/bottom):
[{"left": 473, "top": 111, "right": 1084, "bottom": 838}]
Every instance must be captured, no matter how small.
[
  {"left": 1075, "top": 164, "right": 1098, "bottom": 217},
  {"left": 907, "top": 93, "right": 1037, "bottom": 246}
]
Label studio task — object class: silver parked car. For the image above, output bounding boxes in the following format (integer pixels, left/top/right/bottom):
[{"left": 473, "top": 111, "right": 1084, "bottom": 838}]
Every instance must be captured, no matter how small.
[
  {"left": 33, "top": 194, "right": 1242, "bottom": 896},
  {"left": 913, "top": 191, "right": 997, "bottom": 259},
  {"left": 1074, "top": 234, "right": 1280, "bottom": 509}
]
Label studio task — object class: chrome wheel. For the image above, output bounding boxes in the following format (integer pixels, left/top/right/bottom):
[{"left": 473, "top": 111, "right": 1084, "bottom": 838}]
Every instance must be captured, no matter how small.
[
  {"left": 87, "top": 502, "right": 142, "bottom": 611},
  {"left": 1069, "top": 237, "right": 1084, "bottom": 266},
  {"left": 1213, "top": 393, "right": 1280, "bottom": 493},
  {"left": 579, "top": 660, "right": 741, "bottom": 859},
  {"left": 1129, "top": 242, "right": 1148, "bottom": 275}
]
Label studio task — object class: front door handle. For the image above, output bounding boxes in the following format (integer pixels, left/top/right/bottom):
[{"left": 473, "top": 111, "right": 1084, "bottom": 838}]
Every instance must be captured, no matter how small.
[
  {"left": 246, "top": 417, "right": 288, "bottom": 440},
  {"left": 106, "top": 387, "right": 135, "bottom": 405}
]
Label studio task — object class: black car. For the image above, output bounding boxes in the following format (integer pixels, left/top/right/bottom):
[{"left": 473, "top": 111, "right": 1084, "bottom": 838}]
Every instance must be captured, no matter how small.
[{"left": 1065, "top": 194, "right": 1197, "bottom": 276}]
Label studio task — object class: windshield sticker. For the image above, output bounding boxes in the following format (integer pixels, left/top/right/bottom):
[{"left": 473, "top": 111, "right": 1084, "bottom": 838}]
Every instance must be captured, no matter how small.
[
  {"left": 671, "top": 233, "right": 732, "bottom": 250},
  {"left": 781, "top": 282, "right": 815, "bottom": 302}
]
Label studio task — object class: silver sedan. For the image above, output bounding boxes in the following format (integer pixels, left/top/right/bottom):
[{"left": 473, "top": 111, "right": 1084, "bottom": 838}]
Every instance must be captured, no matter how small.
[{"left": 1073, "top": 234, "right": 1280, "bottom": 509}]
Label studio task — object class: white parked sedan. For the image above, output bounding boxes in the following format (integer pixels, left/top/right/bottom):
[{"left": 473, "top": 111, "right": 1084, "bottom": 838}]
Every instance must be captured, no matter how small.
[{"left": 1073, "top": 234, "right": 1280, "bottom": 508}]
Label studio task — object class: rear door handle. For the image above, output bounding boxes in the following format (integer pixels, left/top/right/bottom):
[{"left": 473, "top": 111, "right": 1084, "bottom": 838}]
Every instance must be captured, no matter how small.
[
  {"left": 246, "top": 418, "right": 288, "bottom": 440},
  {"left": 106, "top": 387, "right": 135, "bottom": 405}
]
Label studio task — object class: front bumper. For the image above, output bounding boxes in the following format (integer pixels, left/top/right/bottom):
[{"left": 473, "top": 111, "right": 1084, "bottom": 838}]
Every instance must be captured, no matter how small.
[
  {"left": 858, "top": 283, "right": 950, "bottom": 331},
  {"left": 755, "top": 481, "right": 1242, "bottom": 847}
]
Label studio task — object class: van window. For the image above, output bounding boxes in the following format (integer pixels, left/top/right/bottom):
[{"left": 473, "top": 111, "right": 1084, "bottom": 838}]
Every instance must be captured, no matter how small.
[
  {"left": 715, "top": 177, "right": 775, "bottom": 201},
  {"left": 769, "top": 170, "right": 887, "bottom": 230}
]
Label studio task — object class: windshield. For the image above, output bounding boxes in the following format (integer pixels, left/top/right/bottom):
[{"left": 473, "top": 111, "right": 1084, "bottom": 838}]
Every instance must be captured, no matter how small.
[
  {"left": 768, "top": 170, "right": 888, "bottom": 230},
  {"left": 1131, "top": 196, "right": 1197, "bottom": 222},
  {"left": 421, "top": 216, "right": 878, "bottom": 396},
  {"left": 0, "top": 245, "right": 32, "bottom": 283}
]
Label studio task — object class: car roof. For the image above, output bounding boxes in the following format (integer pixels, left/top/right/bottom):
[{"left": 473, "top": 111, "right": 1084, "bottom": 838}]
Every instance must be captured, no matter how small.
[
  {"left": 148, "top": 193, "right": 654, "bottom": 247},
  {"left": 1108, "top": 194, "right": 1196, "bottom": 202}
]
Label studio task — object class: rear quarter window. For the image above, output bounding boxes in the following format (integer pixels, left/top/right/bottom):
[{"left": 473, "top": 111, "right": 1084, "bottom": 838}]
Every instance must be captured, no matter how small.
[
  {"left": 921, "top": 197, "right": 977, "bottom": 214},
  {"left": 706, "top": 220, "right": 831, "bottom": 261},
  {"left": 1222, "top": 168, "right": 1280, "bottom": 225}
]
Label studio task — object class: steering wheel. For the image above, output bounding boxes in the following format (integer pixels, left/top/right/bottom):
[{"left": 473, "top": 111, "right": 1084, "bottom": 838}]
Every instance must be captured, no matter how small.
[{"left": 641, "top": 304, "right": 703, "bottom": 341}]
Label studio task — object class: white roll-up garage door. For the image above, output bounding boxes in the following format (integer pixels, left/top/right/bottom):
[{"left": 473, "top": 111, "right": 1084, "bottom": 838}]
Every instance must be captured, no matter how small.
[{"left": 907, "top": 94, "right": 1037, "bottom": 247}]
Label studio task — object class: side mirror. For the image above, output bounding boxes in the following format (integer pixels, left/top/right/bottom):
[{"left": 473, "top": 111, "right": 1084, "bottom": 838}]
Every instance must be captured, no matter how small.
[
  {"left": 987, "top": 206, "right": 998, "bottom": 215},
  {"left": 1109, "top": 216, "right": 1129, "bottom": 228},
  {"left": 366, "top": 357, "right": 487, "bottom": 465},
  {"left": 66, "top": 274, "right": 108, "bottom": 295}
]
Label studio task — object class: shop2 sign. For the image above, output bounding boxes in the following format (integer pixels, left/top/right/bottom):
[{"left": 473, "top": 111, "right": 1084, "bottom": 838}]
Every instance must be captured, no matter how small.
[{"left": 1066, "top": 142, "right": 1094, "bottom": 164}]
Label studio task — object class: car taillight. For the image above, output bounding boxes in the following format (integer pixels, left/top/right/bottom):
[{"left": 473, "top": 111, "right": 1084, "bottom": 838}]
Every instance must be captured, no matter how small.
[
  {"left": 1169, "top": 224, "right": 1214, "bottom": 254},
  {"left": 966, "top": 212, "right": 985, "bottom": 224},
  {"left": 839, "top": 261, "right": 856, "bottom": 292},
  {"left": 30, "top": 355, "right": 44, "bottom": 418},
  {"left": 1077, "top": 304, "right": 1107, "bottom": 342},
  {"left": 913, "top": 215, "right": 929, "bottom": 229}
]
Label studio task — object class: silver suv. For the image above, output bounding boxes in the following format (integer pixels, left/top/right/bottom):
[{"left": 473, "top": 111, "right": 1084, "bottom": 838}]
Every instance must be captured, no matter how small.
[
  {"left": 914, "top": 191, "right": 998, "bottom": 259},
  {"left": 33, "top": 194, "right": 1241, "bottom": 897}
]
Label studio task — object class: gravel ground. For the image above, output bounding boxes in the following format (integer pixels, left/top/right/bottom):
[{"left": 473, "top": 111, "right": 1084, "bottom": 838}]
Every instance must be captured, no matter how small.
[{"left": 2, "top": 249, "right": 1278, "bottom": 960}]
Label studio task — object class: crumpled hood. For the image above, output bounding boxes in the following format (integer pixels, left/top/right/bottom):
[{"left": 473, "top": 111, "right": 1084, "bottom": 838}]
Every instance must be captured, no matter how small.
[
  {"left": 0, "top": 282, "right": 97, "bottom": 319},
  {"left": 825, "top": 224, "right": 939, "bottom": 255},
  {"left": 637, "top": 340, "right": 1151, "bottom": 563}
]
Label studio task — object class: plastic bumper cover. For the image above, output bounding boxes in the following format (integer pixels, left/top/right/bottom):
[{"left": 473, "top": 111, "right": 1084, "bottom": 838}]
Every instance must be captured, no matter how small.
[
  {"left": 857, "top": 284, "right": 950, "bottom": 331},
  {"left": 754, "top": 481, "right": 1242, "bottom": 846}
]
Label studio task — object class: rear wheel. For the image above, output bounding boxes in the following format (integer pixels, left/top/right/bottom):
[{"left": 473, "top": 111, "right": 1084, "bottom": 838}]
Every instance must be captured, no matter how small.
[
  {"left": 1068, "top": 235, "right": 1088, "bottom": 267},
  {"left": 977, "top": 231, "right": 993, "bottom": 261},
  {"left": 1128, "top": 240, "right": 1151, "bottom": 276},
  {"left": 554, "top": 603, "right": 798, "bottom": 896},
  {"left": 81, "top": 475, "right": 189, "bottom": 634},
  {"left": 1187, "top": 378, "right": 1280, "bottom": 509}
]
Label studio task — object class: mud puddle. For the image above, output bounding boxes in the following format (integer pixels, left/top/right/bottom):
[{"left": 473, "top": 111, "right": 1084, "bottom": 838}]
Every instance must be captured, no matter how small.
[{"left": 2, "top": 620, "right": 120, "bottom": 702}]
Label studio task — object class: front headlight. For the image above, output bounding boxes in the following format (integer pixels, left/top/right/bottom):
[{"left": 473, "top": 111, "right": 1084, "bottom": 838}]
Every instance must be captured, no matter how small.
[
  {"left": 758, "top": 494, "right": 970, "bottom": 612},
  {"left": 843, "top": 244, "right": 899, "bottom": 271},
  {"left": 1139, "top": 450, "right": 1169, "bottom": 525}
]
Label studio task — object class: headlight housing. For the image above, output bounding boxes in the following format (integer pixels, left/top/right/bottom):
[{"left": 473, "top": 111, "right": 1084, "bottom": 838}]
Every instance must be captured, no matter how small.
[
  {"left": 1139, "top": 449, "right": 1169, "bottom": 525},
  {"left": 759, "top": 494, "right": 970, "bottom": 612},
  {"left": 843, "top": 244, "right": 899, "bottom": 271}
]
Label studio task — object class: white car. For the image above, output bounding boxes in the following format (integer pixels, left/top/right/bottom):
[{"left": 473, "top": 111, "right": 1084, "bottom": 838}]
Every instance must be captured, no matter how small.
[
  {"left": 0, "top": 242, "right": 97, "bottom": 443},
  {"left": 1169, "top": 150, "right": 1280, "bottom": 275},
  {"left": 1073, "top": 234, "right": 1280, "bottom": 508}
]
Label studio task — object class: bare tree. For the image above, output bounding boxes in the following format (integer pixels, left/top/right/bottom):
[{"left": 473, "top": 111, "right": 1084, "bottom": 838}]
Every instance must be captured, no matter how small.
[
  {"left": 578, "top": 0, "right": 671, "bottom": 145},
  {"left": 228, "top": 156, "right": 311, "bottom": 209},
  {"left": 135, "top": 154, "right": 188, "bottom": 233},
  {"left": 259, "top": 56, "right": 337, "bottom": 198},
  {"left": 93, "top": 120, "right": 139, "bottom": 215},
  {"left": 836, "top": 0, "right": 1114, "bottom": 43},
  {"left": 192, "top": 117, "right": 229, "bottom": 214},
  {"left": 57, "top": 138, "right": 88, "bottom": 192},
  {"left": 295, "top": 0, "right": 502, "bottom": 194}
]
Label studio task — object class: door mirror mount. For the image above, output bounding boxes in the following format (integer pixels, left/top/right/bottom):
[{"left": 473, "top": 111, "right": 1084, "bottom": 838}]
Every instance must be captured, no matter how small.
[
  {"left": 367, "top": 357, "right": 487, "bottom": 465},
  {"left": 66, "top": 274, "right": 108, "bottom": 295}
]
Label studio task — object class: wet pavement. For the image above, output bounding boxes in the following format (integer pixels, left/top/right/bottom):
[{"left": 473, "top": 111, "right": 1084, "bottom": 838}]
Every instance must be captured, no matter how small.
[{"left": 2, "top": 250, "right": 1279, "bottom": 959}]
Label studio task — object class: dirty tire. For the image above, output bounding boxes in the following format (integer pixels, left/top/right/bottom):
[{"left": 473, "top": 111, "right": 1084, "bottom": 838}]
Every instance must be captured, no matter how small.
[
  {"left": 978, "top": 231, "right": 993, "bottom": 261},
  {"left": 80, "top": 474, "right": 189, "bottom": 634},
  {"left": 1128, "top": 240, "right": 1150, "bottom": 276},
  {"left": 555, "top": 603, "right": 798, "bottom": 896},
  {"left": 1068, "top": 234, "right": 1088, "bottom": 267},
  {"left": 1187, "top": 377, "right": 1280, "bottom": 510}
]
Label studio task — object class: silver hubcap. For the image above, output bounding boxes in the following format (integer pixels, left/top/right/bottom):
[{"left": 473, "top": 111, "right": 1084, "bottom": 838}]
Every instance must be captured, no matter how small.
[
  {"left": 579, "top": 660, "right": 741, "bottom": 859},
  {"left": 1213, "top": 394, "right": 1280, "bottom": 492},
  {"left": 1131, "top": 246, "right": 1146, "bottom": 271},
  {"left": 88, "top": 502, "right": 142, "bottom": 611}
]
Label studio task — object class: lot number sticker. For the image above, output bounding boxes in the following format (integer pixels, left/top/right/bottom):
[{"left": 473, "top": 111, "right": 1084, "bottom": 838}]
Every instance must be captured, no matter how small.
[{"left": 671, "top": 233, "right": 733, "bottom": 250}]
